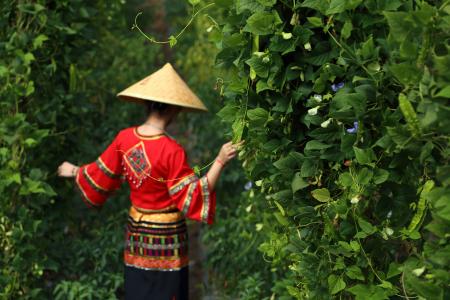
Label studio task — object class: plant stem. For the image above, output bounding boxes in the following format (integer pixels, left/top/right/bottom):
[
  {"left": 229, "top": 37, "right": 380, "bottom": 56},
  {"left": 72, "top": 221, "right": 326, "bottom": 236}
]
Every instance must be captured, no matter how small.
[{"left": 133, "top": 3, "right": 215, "bottom": 44}]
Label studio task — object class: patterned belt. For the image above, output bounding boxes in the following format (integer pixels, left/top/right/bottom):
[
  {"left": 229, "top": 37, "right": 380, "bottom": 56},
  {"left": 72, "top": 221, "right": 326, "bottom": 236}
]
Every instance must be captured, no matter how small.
[
  {"left": 129, "top": 205, "right": 184, "bottom": 223},
  {"left": 124, "top": 205, "right": 189, "bottom": 271}
]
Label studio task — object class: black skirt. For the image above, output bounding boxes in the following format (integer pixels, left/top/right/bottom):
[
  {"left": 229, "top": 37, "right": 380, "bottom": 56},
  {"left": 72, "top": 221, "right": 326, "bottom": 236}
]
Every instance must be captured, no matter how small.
[
  {"left": 124, "top": 265, "right": 189, "bottom": 300},
  {"left": 124, "top": 206, "right": 189, "bottom": 300}
]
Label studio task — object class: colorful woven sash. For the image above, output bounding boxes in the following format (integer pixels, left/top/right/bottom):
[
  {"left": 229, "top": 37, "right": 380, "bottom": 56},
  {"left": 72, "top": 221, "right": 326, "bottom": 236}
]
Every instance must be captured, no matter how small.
[{"left": 124, "top": 205, "right": 189, "bottom": 271}]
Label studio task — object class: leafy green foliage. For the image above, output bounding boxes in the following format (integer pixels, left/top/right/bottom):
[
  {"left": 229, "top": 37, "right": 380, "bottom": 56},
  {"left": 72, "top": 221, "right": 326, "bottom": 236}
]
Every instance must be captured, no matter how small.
[
  {"left": 211, "top": 0, "right": 450, "bottom": 298},
  {"left": 168, "top": 5, "right": 280, "bottom": 298},
  {"left": 0, "top": 1, "right": 163, "bottom": 298},
  {"left": 2, "top": 1, "right": 449, "bottom": 299}
]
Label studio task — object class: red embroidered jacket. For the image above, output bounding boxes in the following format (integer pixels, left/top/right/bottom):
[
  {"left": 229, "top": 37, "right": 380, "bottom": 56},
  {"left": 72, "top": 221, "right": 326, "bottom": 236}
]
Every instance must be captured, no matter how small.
[{"left": 75, "top": 126, "right": 216, "bottom": 224}]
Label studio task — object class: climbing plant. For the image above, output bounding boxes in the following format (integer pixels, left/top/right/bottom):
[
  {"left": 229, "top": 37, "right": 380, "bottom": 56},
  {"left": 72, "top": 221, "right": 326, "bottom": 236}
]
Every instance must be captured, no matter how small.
[{"left": 209, "top": 0, "right": 450, "bottom": 299}]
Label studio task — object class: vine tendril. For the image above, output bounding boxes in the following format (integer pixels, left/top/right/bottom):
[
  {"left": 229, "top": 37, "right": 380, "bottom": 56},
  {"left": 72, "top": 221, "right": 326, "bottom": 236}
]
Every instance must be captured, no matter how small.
[{"left": 132, "top": 3, "right": 215, "bottom": 47}]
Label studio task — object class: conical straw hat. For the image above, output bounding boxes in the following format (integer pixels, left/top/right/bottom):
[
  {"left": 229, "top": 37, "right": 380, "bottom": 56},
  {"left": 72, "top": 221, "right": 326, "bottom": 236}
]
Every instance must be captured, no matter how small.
[{"left": 117, "top": 63, "right": 208, "bottom": 112}]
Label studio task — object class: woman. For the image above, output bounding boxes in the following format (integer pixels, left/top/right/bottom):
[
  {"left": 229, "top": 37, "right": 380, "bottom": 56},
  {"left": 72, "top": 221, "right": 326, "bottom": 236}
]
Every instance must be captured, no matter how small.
[{"left": 57, "top": 63, "right": 242, "bottom": 300}]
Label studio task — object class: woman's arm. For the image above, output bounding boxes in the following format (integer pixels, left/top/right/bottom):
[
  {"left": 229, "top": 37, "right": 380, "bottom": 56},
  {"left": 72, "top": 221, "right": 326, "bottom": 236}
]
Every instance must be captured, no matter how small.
[
  {"left": 206, "top": 141, "right": 244, "bottom": 191},
  {"left": 56, "top": 132, "right": 124, "bottom": 208},
  {"left": 166, "top": 140, "right": 244, "bottom": 224}
]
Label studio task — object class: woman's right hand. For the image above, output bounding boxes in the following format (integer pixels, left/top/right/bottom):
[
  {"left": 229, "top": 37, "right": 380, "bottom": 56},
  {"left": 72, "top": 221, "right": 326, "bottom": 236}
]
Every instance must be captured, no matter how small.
[
  {"left": 57, "top": 161, "right": 79, "bottom": 178},
  {"left": 216, "top": 141, "right": 244, "bottom": 166}
]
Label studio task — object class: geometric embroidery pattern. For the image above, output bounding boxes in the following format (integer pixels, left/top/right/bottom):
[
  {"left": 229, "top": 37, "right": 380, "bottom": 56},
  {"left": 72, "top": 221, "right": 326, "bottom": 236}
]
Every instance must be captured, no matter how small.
[
  {"left": 122, "top": 141, "right": 152, "bottom": 188},
  {"left": 75, "top": 169, "right": 100, "bottom": 208},
  {"left": 181, "top": 181, "right": 198, "bottom": 215},
  {"left": 95, "top": 157, "right": 121, "bottom": 179},
  {"left": 199, "top": 176, "right": 210, "bottom": 223},
  {"left": 124, "top": 206, "right": 189, "bottom": 271},
  {"left": 168, "top": 174, "right": 198, "bottom": 196},
  {"left": 82, "top": 167, "right": 110, "bottom": 195}
]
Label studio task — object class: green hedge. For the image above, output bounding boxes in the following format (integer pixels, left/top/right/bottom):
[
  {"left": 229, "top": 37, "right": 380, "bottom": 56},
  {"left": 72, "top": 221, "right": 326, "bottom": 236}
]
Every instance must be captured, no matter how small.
[{"left": 210, "top": 0, "right": 450, "bottom": 299}]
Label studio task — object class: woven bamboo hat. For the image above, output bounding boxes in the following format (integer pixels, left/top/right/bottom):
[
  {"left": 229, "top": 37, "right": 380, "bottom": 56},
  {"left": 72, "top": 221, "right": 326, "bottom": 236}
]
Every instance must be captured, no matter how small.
[{"left": 117, "top": 63, "right": 208, "bottom": 112}]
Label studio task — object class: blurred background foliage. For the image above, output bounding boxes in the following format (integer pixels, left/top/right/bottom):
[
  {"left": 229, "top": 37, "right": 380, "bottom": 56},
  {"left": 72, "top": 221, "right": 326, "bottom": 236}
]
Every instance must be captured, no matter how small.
[
  {"left": 0, "top": 0, "right": 160, "bottom": 298},
  {"left": 0, "top": 0, "right": 254, "bottom": 298},
  {"left": 0, "top": 0, "right": 228, "bottom": 298}
]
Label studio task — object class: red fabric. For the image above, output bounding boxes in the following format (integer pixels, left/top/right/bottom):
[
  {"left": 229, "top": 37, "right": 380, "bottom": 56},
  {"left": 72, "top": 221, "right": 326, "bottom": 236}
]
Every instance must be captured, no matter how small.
[{"left": 75, "top": 126, "right": 216, "bottom": 224}]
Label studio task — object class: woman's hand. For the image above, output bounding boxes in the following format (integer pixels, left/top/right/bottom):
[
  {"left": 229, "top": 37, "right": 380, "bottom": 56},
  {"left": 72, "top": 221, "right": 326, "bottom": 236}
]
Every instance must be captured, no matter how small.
[
  {"left": 207, "top": 140, "right": 244, "bottom": 191},
  {"left": 57, "top": 161, "right": 79, "bottom": 178},
  {"left": 216, "top": 140, "right": 244, "bottom": 166}
]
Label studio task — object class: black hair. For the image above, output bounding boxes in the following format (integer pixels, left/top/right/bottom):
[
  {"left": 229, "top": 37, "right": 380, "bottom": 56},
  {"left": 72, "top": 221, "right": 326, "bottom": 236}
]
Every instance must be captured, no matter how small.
[{"left": 145, "top": 101, "right": 169, "bottom": 115}]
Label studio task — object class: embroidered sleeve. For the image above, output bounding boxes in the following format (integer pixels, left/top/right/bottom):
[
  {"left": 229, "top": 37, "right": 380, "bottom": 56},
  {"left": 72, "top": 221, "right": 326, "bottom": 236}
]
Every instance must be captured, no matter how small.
[
  {"left": 75, "top": 133, "right": 123, "bottom": 208},
  {"left": 166, "top": 147, "right": 216, "bottom": 225}
]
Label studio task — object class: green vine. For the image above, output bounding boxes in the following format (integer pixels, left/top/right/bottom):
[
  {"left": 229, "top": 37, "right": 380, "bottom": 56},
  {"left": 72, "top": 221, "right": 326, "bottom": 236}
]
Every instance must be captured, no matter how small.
[{"left": 132, "top": 3, "right": 215, "bottom": 47}]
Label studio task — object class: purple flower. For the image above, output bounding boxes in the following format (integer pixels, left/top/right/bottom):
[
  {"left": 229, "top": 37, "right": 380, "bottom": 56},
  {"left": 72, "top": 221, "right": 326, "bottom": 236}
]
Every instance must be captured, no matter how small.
[
  {"left": 346, "top": 121, "right": 358, "bottom": 134},
  {"left": 244, "top": 181, "right": 253, "bottom": 191},
  {"left": 331, "top": 82, "right": 345, "bottom": 92}
]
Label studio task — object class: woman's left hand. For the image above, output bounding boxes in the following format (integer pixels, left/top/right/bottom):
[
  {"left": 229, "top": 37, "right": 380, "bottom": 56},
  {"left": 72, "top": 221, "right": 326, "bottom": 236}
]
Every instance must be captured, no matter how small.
[
  {"left": 57, "top": 161, "right": 79, "bottom": 178},
  {"left": 217, "top": 140, "right": 244, "bottom": 166}
]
